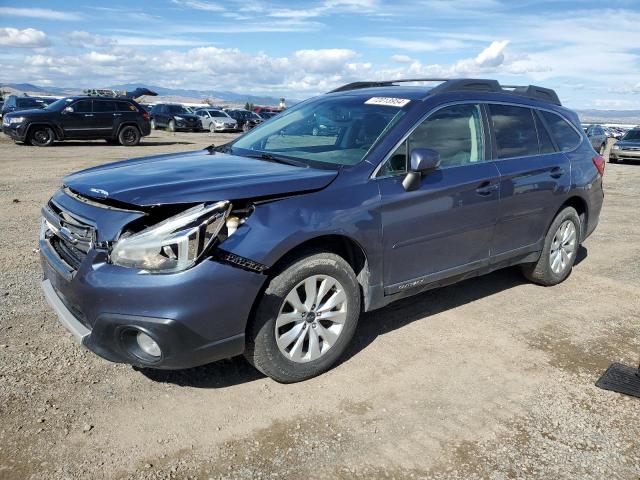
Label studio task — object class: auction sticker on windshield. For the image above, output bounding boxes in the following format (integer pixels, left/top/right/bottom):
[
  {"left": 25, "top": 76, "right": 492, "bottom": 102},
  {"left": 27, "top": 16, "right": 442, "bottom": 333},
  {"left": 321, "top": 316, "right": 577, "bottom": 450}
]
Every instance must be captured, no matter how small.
[{"left": 364, "top": 97, "right": 411, "bottom": 107}]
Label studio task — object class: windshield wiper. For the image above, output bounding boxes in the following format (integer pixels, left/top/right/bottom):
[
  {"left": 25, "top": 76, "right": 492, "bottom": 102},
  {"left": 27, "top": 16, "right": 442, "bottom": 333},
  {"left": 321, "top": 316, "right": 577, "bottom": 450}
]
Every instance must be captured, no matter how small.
[{"left": 244, "top": 152, "right": 304, "bottom": 167}]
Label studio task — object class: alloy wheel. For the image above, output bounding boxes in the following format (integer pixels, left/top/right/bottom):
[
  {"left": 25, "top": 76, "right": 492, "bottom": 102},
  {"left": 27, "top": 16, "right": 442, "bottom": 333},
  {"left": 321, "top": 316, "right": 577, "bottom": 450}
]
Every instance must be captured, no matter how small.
[
  {"left": 32, "top": 129, "right": 51, "bottom": 146},
  {"left": 275, "top": 274, "right": 347, "bottom": 363},
  {"left": 549, "top": 220, "right": 577, "bottom": 274}
]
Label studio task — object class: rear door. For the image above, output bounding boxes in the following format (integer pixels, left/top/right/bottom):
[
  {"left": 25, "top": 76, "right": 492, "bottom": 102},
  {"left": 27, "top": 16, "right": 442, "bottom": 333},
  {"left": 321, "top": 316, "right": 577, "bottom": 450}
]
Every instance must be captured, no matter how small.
[
  {"left": 488, "top": 104, "right": 571, "bottom": 261},
  {"left": 377, "top": 102, "right": 500, "bottom": 292},
  {"left": 92, "top": 100, "right": 116, "bottom": 135}
]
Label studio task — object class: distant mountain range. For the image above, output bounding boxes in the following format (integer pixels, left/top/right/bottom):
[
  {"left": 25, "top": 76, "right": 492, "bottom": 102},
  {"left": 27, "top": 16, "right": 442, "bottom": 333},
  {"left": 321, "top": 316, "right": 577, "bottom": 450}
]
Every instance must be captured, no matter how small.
[
  {"left": 1, "top": 82, "right": 639, "bottom": 124},
  {"left": 0, "top": 82, "right": 297, "bottom": 107}
]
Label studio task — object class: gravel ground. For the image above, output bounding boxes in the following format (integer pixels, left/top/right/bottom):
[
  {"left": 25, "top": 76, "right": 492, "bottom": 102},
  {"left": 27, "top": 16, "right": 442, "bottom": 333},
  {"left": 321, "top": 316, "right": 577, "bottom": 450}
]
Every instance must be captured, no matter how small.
[{"left": 0, "top": 132, "right": 639, "bottom": 480}]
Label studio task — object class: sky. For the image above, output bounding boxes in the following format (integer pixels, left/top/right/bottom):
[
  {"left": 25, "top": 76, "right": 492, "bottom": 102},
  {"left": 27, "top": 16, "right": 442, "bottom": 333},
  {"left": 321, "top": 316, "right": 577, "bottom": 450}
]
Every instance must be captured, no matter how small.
[{"left": 0, "top": 0, "right": 639, "bottom": 109}]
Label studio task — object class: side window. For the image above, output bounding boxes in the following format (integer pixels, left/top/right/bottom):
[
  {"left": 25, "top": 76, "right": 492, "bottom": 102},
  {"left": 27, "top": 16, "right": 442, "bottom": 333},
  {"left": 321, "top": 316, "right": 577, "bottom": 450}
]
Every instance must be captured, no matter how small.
[
  {"left": 540, "top": 111, "right": 581, "bottom": 152},
  {"left": 534, "top": 111, "right": 555, "bottom": 154},
  {"left": 489, "top": 104, "right": 538, "bottom": 159},
  {"left": 115, "top": 101, "right": 136, "bottom": 112},
  {"left": 72, "top": 100, "right": 92, "bottom": 113},
  {"left": 378, "top": 103, "right": 485, "bottom": 176},
  {"left": 93, "top": 101, "right": 115, "bottom": 113}
]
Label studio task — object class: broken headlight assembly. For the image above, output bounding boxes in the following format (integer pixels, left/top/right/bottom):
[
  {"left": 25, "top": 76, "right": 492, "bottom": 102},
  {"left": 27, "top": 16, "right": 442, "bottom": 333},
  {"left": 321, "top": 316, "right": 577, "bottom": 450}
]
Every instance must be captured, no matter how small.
[{"left": 110, "top": 201, "right": 240, "bottom": 273}]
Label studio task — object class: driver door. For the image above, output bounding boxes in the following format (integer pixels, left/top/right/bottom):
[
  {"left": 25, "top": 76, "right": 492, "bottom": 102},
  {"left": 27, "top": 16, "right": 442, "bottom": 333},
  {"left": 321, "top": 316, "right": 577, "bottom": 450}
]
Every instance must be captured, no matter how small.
[
  {"left": 376, "top": 103, "right": 500, "bottom": 293},
  {"left": 62, "top": 100, "right": 94, "bottom": 138}
]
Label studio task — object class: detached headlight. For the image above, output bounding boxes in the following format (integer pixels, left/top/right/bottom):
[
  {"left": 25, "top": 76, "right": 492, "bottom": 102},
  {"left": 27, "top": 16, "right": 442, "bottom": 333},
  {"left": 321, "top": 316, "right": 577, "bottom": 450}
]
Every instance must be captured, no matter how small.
[
  {"left": 111, "top": 201, "right": 231, "bottom": 273},
  {"left": 612, "top": 145, "right": 621, "bottom": 150},
  {"left": 9, "top": 116, "right": 25, "bottom": 124}
]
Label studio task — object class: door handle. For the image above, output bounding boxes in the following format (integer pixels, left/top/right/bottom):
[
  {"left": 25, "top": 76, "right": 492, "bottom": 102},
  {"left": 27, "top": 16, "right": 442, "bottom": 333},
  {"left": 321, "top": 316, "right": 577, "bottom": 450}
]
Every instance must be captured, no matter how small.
[
  {"left": 476, "top": 181, "right": 499, "bottom": 196},
  {"left": 113, "top": 113, "right": 121, "bottom": 116},
  {"left": 84, "top": 114, "right": 93, "bottom": 117},
  {"left": 550, "top": 167, "right": 565, "bottom": 179}
]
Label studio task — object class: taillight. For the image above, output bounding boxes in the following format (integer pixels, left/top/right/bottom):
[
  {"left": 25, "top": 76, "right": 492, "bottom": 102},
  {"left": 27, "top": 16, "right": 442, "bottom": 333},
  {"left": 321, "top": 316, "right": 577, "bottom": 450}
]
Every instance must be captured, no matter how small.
[
  {"left": 592, "top": 155, "right": 605, "bottom": 176},
  {"left": 143, "top": 112, "right": 150, "bottom": 120}
]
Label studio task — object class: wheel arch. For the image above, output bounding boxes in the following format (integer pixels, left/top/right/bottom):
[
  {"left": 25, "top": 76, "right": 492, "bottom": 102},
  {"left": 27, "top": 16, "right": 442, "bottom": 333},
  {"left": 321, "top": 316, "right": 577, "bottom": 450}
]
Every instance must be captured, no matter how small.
[
  {"left": 556, "top": 195, "right": 589, "bottom": 242},
  {"left": 25, "top": 122, "right": 63, "bottom": 140},
  {"left": 116, "top": 122, "right": 141, "bottom": 136},
  {"left": 244, "top": 234, "right": 372, "bottom": 338}
]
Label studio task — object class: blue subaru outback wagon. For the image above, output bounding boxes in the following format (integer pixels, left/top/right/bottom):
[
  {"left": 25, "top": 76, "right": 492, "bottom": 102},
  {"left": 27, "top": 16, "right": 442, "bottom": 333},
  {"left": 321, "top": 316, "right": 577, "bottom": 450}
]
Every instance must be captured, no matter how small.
[{"left": 40, "top": 79, "right": 604, "bottom": 382}]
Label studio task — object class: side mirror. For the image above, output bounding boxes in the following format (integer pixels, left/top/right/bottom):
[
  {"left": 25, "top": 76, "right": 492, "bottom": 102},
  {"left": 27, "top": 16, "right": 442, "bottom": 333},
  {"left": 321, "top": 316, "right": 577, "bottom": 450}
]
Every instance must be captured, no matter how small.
[
  {"left": 402, "top": 148, "right": 440, "bottom": 192},
  {"left": 63, "top": 106, "right": 74, "bottom": 114}
]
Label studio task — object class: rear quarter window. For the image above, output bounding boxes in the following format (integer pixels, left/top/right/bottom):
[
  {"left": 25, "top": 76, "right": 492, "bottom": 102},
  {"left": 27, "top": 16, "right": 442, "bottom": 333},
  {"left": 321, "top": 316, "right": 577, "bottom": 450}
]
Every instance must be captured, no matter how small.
[{"left": 540, "top": 111, "right": 581, "bottom": 152}]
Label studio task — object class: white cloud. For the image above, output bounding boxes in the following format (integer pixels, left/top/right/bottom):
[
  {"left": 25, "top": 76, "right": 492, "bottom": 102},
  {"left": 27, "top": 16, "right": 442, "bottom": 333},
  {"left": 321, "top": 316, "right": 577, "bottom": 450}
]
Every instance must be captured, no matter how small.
[
  {"left": 170, "top": 0, "right": 225, "bottom": 12},
  {"left": 112, "top": 36, "right": 209, "bottom": 47},
  {"left": 66, "top": 31, "right": 114, "bottom": 47},
  {"left": 474, "top": 40, "right": 508, "bottom": 68},
  {"left": 390, "top": 54, "right": 414, "bottom": 63},
  {"left": 0, "top": 7, "right": 81, "bottom": 21},
  {"left": 358, "top": 36, "right": 466, "bottom": 52},
  {"left": 293, "top": 49, "right": 357, "bottom": 73},
  {"left": 0, "top": 27, "right": 50, "bottom": 48}
]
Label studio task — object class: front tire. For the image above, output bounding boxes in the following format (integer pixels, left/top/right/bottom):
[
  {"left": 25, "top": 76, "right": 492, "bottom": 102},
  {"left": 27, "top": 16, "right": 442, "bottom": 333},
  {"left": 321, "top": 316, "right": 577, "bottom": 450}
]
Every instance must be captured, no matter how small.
[
  {"left": 150, "top": 118, "right": 157, "bottom": 130},
  {"left": 209, "top": 123, "right": 216, "bottom": 133},
  {"left": 599, "top": 143, "right": 606, "bottom": 155},
  {"left": 168, "top": 120, "right": 176, "bottom": 132},
  {"left": 118, "top": 126, "right": 141, "bottom": 146},
  {"left": 28, "top": 126, "right": 55, "bottom": 147},
  {"left": 245, "top": 252, "right": 361, "bottom": 383},
  {"left": 521, "top": 207, "right": 580, "bottom": 286}
]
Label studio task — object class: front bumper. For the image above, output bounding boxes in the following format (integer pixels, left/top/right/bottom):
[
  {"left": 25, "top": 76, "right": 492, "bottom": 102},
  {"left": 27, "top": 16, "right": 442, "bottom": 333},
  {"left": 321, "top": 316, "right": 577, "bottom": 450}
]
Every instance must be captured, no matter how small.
[
  {"left": 39, "top": 194, "right": 267, "bottom": 369},
  {"left": 2, "top": 123, "right": 27, "bottom": 141},
  {"left": 610, "top": 148, "right": 640, "bottom": 161}
]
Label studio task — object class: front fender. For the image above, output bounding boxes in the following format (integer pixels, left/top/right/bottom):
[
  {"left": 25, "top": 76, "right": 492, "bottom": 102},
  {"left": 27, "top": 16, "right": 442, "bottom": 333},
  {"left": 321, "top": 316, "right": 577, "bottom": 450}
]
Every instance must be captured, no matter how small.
[{"left": 219, "top": 177, "right": 384, "bottom": 286}]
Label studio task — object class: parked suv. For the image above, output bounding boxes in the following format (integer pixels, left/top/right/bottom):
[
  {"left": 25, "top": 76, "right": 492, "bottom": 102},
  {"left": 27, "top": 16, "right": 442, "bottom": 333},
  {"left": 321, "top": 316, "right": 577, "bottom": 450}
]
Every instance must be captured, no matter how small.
[
  {"left": 39, "top": 79, "right": 604, "bottom": 382},
  {"left": 586, "top": 124, "right": 608, "bottom": 154},
  {"left": 224, "top": 108, "right": 263, "bottom": 132},
  {"left": 2, "top": 96, "right": 151, "bottom": 146},
  {"left": 1, "top": 95, "right": 57, "bottom": 116},
  {"left": 150, "top": 104, "right": 201, "bottom": 131},
  {"left": 195, "top": 108, "right": 237, "bottom": 132},
  {"left": 609, "top": 128, "right": 640, "bottom": 163}
]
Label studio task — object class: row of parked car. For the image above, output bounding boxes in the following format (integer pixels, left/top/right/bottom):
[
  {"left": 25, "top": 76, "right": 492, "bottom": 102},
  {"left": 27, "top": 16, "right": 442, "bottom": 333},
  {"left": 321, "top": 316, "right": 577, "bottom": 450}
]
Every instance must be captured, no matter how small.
[
  {"left": 146, "top": 104, "right": 274, "bottom": 133},
  {"left": 0, "top": 93, "right": 283, "bottom": 146}
]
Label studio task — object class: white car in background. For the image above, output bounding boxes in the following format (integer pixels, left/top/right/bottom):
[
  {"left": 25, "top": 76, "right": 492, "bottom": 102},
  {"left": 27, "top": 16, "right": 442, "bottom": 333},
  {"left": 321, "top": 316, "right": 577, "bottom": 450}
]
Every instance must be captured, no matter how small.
[{"left": 195, "top": 108, "right": 237, "bottom": 132}]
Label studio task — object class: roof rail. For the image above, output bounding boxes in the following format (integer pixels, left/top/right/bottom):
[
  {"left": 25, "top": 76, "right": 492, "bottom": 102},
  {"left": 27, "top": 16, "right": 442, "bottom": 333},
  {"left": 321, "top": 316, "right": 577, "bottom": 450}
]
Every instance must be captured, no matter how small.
[
  {"left": 329, "top": 78, "right": 562, "bottom": 106},
  {"left": 329, "top": 78, "right": 449, "bottom": 93}
]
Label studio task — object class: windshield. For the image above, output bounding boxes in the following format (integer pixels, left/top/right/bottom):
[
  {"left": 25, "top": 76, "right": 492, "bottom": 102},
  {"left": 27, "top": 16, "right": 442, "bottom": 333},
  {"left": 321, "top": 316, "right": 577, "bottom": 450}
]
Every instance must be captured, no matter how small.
[
  {"left": 45, "top": 98, "right": 74, "bottom": 111},
  {"left": 231, "top": 95, "right": 410, "bottom": 166},
  {"left": 622, "top": 129, "right": 640, "bottom": 141},
  {"left": 168, "top": 105, "right": 189, "bottom": 114}
]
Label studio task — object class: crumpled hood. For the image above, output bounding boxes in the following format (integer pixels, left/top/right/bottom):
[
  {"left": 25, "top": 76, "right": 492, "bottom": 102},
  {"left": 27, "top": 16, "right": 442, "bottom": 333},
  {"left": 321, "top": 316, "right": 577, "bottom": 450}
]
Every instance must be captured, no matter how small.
[{"left": 64, "top": 150, "right": 338, "bottom": 207}]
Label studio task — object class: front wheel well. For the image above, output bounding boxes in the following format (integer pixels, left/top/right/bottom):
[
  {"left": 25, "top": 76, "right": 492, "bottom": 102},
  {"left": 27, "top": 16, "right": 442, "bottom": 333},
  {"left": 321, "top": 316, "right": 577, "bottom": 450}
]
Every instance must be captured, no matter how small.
[
  {"left": 26, "top": 123, "right": 61, "bottom": 140},
  {"left": 246, "top": 235, "right": 371, "bottom": 334}
]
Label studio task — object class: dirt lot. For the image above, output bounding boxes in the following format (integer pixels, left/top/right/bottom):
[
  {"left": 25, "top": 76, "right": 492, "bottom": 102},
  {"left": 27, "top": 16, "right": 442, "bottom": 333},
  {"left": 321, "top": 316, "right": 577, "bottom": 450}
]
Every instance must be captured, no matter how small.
[{"left": 0, "top": 131, "right": 639, "bottom": 480}]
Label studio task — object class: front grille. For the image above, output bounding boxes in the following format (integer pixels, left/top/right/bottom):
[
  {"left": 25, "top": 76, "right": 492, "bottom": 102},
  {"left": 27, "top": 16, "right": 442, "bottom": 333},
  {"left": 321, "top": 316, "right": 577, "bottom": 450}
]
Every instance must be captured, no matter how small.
[
  {"left": 50, "top": 236, "right": 85, "bottom": 270},
  {"left": 42, "top": 200, "right": 95, "bottom": 272}
]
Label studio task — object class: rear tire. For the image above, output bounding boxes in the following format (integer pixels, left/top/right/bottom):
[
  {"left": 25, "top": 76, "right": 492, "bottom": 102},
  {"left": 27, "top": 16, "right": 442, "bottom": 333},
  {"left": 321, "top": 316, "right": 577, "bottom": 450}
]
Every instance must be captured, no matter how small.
[
  {"left": 244, "top": 251, "right": 361, "bottom": 383},
  {"left": 118, "top": 126, "right": 141, "bottom": 146},
  {"left": 521, "top": 207, "right": 580, "bottom": 286},
  {"left": 28, "top": 126, "right": 55, "bottom": 147}
]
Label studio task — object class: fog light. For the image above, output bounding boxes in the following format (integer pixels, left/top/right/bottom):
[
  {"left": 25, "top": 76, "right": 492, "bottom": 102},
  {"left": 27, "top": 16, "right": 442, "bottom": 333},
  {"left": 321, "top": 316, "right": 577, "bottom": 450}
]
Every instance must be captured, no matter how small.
[{"left": 136, "top": 332, "right": 161, "bottom": 357}]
